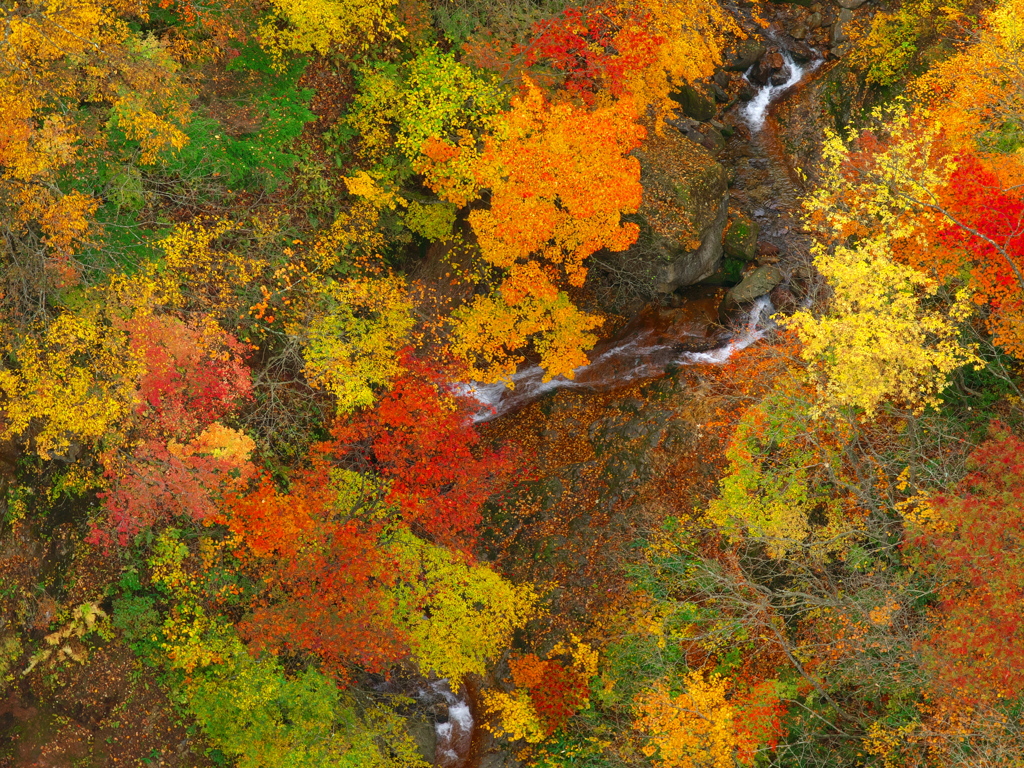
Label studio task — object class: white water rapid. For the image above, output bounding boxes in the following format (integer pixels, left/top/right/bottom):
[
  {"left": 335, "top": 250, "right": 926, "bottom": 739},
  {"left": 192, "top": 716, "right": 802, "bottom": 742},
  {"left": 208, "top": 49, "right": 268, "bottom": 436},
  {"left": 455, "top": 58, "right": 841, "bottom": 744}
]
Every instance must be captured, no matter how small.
[
  {"left": 425, "top": 680, "right": 474, "bottom": 768},
  {"left": 457, "top": 295, "right": 776, "bottom": 422},
  {"left": 742, "top": 48, "right": 821, "bottom": 131}
]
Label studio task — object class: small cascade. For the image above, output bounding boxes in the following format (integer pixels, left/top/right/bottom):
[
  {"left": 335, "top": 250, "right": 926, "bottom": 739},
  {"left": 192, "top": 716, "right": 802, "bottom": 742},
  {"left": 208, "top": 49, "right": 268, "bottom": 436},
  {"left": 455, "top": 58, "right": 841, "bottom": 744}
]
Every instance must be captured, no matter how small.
[
  {"left": 742, "top": 48, "right": 821, "bottom": 131},
  {"left": 458, "top": 296, "right": 776, "bottom": 422},
  {"left": 422, "top": 680, "right": 474, "bottom": 768}
]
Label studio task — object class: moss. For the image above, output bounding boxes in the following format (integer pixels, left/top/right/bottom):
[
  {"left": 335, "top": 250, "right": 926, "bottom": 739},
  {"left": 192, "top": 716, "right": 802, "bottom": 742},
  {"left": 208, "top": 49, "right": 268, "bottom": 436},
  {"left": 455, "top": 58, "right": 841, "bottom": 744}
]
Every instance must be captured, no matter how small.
[{"left": 723, "top": 214, "right": 758, "bottom": 261}]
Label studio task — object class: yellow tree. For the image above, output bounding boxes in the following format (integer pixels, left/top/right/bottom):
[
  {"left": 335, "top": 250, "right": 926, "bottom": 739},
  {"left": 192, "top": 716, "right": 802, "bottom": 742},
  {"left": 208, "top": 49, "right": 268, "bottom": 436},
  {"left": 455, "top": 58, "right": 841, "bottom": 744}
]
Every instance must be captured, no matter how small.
[
  {"left": 784, "top": 232, "right": 978, "bottom": 416},
  {"left": 259, "top": 0, "right": 406, "bottom": 59},
  {"left": 795, "top": 107, "right": 979, "bottom": 414},
  {"left": 0, "top": 0, "right": 191, "bottom": 314},
  {"left": 302, "top": 275, "right": 416, "bottom": 413},
  {"left": 0, "top": 312, "right": 142, "bottom": 458},
  {"left": 637, "top": 672, "right": 741, "bottom": 768}
]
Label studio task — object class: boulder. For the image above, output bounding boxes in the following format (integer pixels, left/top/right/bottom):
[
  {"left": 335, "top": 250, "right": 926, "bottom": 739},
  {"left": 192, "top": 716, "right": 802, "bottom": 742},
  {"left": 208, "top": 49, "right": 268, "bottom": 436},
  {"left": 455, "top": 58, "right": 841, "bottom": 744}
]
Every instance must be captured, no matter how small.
[
  {"left": 751, "top": 48, "right": 786, "bottom": 85},
  {"left": 782, "top": 38, "right": 816, "bottom": 62},
  {"left": 836, "top": 0, "right": 868, "bottom": 7},
  {"left": 725, "top": 39, "right": 767, "bottom": 72},
  {"left": 807, "top": 11, "right": 823, "bottom": 28},
  {"left": 718, "top": 265, "right": 783, "bottom": 322},
  {"left": 670, "top": 84, "right": 717, "bottom": 122},
  {"left": 723, "top": 213, "right": 759, "bottom": 261},
  {"left": 727, "top": 265, "right": 783, "bottom": 303},
  {"left": 629, "top": 130, "right": 729, "bottom": 293},
  {"left": 831, "top": 20, "right": 849, "bottom": 45}
]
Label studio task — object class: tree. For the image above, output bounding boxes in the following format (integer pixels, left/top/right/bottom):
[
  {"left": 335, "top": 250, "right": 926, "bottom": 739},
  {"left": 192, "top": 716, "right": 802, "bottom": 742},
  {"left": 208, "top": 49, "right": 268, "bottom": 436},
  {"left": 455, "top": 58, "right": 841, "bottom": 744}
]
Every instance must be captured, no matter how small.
[
  {"left": 784, "top": 232, "right": 978, "bottom": 416},
  {"left": 149, "top": 530, "right": 427, "bottom": 768},
  {"left": 223, "top": 472, "right": 406, "bottom": 680},
  {"left": 88, "top": 313, "right": 255, "bottom": 547},
  {"left": 916, "top": 0, "right": 1024, "bottom": 153},
  {"left": 442, "top": 81, "right": 645, "bottom": 381},
  {"left": 302, "top": 275, "right": 416, "bottom": 414},
  {"left": 129, "top": 314, "right": 253, "bottom": 437},
  {"left": 323, "top": 355, "right": 514, "bottom": 551},
  {"left": 390, "top": 529, "right": 536, "bottom": 680},
  {"left": 708, "top": 376, "right": 862, "bottom": 559},
  {"left": 222, "top": 467, "right": 533, "bottom": 683},
  {"left": 908, "top": 426, "right": 1024, "bottom": 703},
  {"left": 0, "top": 0, "right": 191, "bottom": 315},
  {"left": 346, "top": 47, "right": 507, "bottom": 191},
  {"left": 518, "top": 0, "right": 738, "bottom": 123},
  {"left": 920, "top": 153, "right": 1024, "bottom": 357},
  {"left": 0, "top": 311, "right": 142, "bottom": 458},
  {"left": 95, "top": 423, "right": 256, "bottom": 548},
  {"left": 258, "top": 0, "right": 406, "bottom": 59},
  {"left": 482, "top": 637, "right": 598, "bottom": 743},
  {"left": 637, "top": 671, "right": 782, "bottom": 768}
]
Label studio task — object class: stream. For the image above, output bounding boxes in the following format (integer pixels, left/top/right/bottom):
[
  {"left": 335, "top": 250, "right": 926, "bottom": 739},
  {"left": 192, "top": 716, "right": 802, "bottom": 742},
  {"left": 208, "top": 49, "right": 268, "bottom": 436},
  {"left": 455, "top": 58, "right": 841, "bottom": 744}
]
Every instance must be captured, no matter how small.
[
  {"left": 458, "top": 295, "right": 775, "bottom": 422},
  {"left": 742, "top": 47, "right": 822, "bottom": 132},
  {"left": 443, "top": 31, "right": 823, "bottom": 768},
  {"left": 456, "top": 44, "right": 821, "bottom": 423}
]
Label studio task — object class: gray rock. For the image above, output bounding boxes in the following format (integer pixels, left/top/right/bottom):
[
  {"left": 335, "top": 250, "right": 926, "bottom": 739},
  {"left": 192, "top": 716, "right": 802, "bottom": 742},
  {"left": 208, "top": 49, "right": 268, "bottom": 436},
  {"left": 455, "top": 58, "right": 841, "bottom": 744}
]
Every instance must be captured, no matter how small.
[
  {"left": 630, "top": 130, "right": 729, "bottom": 294},
  {"left": 837, "top": 0, "right": 868, "bottom": 7},
  {"left": 838, "top": 7, "right": 855, "bottom": 21},
  {"left": 831, "top": 19, "right": 849, "bottom": 45},
  {"left": 791, "top": 23, "right": 808, "bottom": 39},
  {"left": 701, "top": 125, "right": 726, "bottom": 151},
  {"left": 655, "top": 197, "right": 728, "bottom": 292},
  {"left": 807, "top": 11, "right": 823, "bottom": 28},
  {"left": 727, "top": 266, "right": 783, "bottom": 303},
  {"left": 405, "top": 715, "right": 436, "bottom": 764}
]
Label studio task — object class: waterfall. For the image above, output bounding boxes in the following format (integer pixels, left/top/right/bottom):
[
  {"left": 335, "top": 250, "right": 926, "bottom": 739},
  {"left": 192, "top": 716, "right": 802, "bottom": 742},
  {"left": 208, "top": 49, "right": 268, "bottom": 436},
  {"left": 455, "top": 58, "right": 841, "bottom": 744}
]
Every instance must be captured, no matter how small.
[
  {"left": 424, "top": 679, "right": 474, "bottom": 768},
  {"left": 742, "top": 47, "right": 821, "bottom": 132}
]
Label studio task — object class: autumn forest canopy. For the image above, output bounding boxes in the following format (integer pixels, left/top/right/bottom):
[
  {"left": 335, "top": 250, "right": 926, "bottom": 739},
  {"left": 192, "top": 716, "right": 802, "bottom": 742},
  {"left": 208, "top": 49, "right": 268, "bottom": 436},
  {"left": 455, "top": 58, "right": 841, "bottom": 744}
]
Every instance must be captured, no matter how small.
[{"left": 3, "top": 0, "right": 1024, "bottom": 764}]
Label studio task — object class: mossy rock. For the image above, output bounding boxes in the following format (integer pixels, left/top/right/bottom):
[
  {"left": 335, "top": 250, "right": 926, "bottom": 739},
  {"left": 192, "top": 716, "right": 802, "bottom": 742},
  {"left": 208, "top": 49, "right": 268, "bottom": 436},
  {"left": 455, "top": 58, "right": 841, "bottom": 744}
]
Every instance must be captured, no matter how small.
[
  {"left": 724, "top": 39, "right": 767, "bottom": 72},
  {"left": 669, "top": 84, "right": 716, "bottom": 122},
  {"left": 723, "top": 213, "right": 759, "bottom": 261},
  {"left": 633, "top": 130, "right": 727, "bottom": 256},
  {"left": 628, "top": 129, "right": 729, "bottom": 291},
  {"left": 725, "top": 265, "right": 783, "bottom": 305}
]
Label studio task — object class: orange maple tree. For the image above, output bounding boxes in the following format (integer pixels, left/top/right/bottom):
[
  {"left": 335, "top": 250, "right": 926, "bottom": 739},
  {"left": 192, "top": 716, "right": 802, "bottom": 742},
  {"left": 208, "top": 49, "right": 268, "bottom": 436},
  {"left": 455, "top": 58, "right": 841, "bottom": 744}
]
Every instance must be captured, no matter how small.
[{"left": 430, "top": 81, "right": 645, "bottom": 381}]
